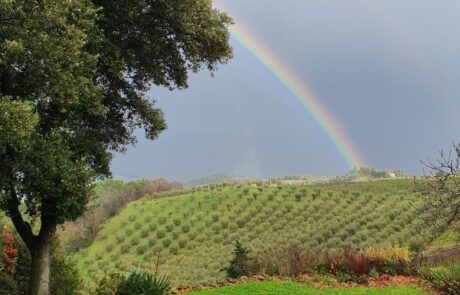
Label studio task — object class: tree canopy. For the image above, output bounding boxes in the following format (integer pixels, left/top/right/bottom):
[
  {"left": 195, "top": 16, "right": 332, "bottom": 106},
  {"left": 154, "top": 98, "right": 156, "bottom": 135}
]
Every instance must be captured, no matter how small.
[{"left": 0, "top": 0, "right": 232, "bottom": 293}]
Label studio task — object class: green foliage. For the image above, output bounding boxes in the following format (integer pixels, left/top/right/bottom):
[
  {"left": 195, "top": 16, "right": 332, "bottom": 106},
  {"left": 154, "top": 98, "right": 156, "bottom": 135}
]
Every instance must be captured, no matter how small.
[
  {"left": 1, "top": 0, "right": 232, "bottom": 290},
  {"left": 94, "top": 270, "right": 169, "bottom": 295},
  {"left": 11, "top": 235, "right": 82, "bottom": 295},
  {"left": 0, "top": 272, "right": 18, "bottom": 295},
  {"left": 50, "top": 241, "right": 83, "bottom": 295},
  {"left": 225, "top": 241, "right": 251, "bottom": 279},
  {"left": 422, "top": 263, "right": 460, "bottom": 294}
]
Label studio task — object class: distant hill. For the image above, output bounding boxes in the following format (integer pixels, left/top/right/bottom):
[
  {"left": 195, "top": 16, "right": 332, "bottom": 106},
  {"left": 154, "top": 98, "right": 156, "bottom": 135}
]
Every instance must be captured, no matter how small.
[
  {"left": 332, "top": 167, "right": 406, "bottom": 182},
  {"left": 185, "top": 173, "right": 252, "bottom": 187}
]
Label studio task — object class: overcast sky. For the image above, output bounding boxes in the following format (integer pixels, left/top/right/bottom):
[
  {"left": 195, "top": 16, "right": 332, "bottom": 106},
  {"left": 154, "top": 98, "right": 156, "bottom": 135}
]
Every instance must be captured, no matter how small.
[{"left": 111, "top": 0, "right": 460, "bottom": 181}]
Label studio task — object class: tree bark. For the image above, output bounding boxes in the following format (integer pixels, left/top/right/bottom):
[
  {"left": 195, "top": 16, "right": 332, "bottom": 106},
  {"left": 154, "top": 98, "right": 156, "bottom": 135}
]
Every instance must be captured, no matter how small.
[{"left": 28, "top": 224, "right": 56, "bottom": 295}]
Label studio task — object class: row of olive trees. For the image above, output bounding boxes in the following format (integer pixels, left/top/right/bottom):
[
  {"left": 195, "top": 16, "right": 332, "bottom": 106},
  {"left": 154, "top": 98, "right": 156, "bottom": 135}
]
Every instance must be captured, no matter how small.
[{"left": 63, "top": 179, "right": 183, "bottom": 252}]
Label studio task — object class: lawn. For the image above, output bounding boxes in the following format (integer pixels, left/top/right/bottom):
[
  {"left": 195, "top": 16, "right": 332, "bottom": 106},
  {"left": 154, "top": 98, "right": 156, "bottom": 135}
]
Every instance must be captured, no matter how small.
[{"left": 188, "top": 282, "right": 428, "bottom": 295}]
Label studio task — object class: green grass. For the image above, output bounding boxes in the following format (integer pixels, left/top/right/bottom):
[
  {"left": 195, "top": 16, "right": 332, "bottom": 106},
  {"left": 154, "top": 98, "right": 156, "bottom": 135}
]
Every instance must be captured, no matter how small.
[
  {"left": 188, "top": 282, "right": 427, "bottom": 295},
  {"left": 75, "top": 180, "right": 425, "bottom": 287}
]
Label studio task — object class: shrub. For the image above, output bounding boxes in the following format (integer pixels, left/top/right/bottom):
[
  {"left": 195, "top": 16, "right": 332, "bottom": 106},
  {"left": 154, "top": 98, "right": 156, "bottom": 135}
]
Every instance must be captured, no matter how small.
[
  {"left": 181, "top": 225, "right": 190, "bottom": 233},
  {"left": 171, "top": 231, "right": 179, "bottom": 240},
  {"left": 0, "top": 272, "right": 18, "bottom": 295},
  {"left": 148, "top": 224, "right": 157, "bottom": 231},
  {"left": 422, "top": 263, "right": 460, "bottom": 295},
  {"left": 136, "top": 245, "right": 147, "bottom": 255},
  {"left": 134, "top": 222, "right": 142, "bottom": 230},
  {"left": 173, "top": 218, "right": 181, "bottom": 226},
  {"left": 236, "top": 219, "right": 246, "bottom": 228},
  {"left": 156, "top": 230, "right": 165, "bottom": 239},
  {"left": 158, "top": 216, "right": 166, "bottom": 225},
  {"left": 148, "top": 239, "right": 156, "bottom": 247},
  {"left": 162, "top": 239, "right": 171, "bottom": 248},
  {"left": 96, "top": 269, "right": 170, "bottom": 295},
  {"left": 225, "top": 241, "right": 255, "bottom": 279},
  {"left": 140, "top": 229, "right": 149, "bottom": 238},
  {"left": 165, "top": 224, "right": 174, "bottom": 232},
  {"left": 295, "top": 193, "right": 302, "bottom": 202}
]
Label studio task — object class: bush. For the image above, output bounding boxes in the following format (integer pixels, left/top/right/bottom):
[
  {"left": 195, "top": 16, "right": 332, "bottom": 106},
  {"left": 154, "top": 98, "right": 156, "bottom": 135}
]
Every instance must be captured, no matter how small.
[
  {"left": 95, "top": 269, "right": 169, "bottom": 295},
  {"left": 140, "top": 229, "right": 149, "bottom": 238},
  {"left": 295, "top": 193, "right": 302, "bottom": 202},
  {"left": 171, "top": 231, "right": 179, "bottom": 240},
  {"left": 422, "top": 263, "right": 460, "bottom": 295},
  {"left": 173, "top": 218, "right": 181, "bottom": 226},
  {"left": 165, "top": 224, "right": 174, "bottom": 232},
  {"left": 181, "top": 224, "right": 190, "bottom": 233},
  {"left": 156, "top": 230, "right": 165, "bottom": 239},
  {"left": 148, "top": 239, "right": 156, "bottom": 247},
  {"left": 162, "top": 239, "right": 171, "bottom": 248},
  {"left": 158, "top": 217, "right": 166, "bottom": 225},
  {"left": 321, "top": 248, "right": 410, "bottom": 277},
  {"left": 225, "top": 241, "right": 253, "bottom": 279},
  {"left": 136, "top": 245, "right": 147, "bottom": 255},
  {"left": 0, "top": 272, "right": 18, "bottom": 295}
]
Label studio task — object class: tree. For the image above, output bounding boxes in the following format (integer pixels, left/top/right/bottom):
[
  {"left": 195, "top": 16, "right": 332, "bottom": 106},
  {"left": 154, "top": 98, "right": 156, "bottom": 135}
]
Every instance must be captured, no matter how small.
[
  {"left": 225, "top": 241, "right": 252, "bottom": 279},
  {"left": 418, "top": 143, "right": 460, "bottom": 240},
  {"left": 0, "top": 1, "right": 233, "bottom": 294}
]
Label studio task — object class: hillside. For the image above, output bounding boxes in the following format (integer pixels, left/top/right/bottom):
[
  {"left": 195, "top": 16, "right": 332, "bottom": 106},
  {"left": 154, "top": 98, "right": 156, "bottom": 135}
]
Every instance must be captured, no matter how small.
[{"left": 75, "top": 179, "right": 425, "bottom": 287}]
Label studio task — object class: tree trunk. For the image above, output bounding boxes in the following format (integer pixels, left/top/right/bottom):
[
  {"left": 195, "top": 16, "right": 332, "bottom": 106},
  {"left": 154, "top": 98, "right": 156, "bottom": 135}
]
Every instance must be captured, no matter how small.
[{"left": 28, "top": 225, "right": 56, "bottom": 295}]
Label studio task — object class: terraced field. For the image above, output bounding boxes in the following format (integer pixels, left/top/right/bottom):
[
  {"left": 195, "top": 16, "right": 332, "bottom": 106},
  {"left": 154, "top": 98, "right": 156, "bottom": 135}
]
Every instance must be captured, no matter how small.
[{"left": 76, "top": 180, "right": 425, "bottom": 287}]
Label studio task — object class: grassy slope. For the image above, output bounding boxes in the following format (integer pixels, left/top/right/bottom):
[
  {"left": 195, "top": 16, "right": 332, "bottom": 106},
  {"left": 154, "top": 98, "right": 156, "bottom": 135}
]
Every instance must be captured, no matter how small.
[
  {"left": 188, "top": 282, "right": 426, "bottom": 295},
  {"left": 76, "top": 180, "right": 424, "bottom": 287}
]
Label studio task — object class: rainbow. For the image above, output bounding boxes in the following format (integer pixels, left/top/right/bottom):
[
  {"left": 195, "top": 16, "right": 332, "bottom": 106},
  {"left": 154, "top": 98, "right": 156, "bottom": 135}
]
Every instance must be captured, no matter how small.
[{"left": 229, "top": 23, "right": 366, "bottom": 169}]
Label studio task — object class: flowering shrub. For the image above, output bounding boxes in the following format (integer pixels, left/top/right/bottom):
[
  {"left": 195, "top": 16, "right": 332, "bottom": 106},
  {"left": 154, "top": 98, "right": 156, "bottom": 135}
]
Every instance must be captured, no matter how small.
[{"left": 2, "top": 226, "right": 17, "bottom": 276}]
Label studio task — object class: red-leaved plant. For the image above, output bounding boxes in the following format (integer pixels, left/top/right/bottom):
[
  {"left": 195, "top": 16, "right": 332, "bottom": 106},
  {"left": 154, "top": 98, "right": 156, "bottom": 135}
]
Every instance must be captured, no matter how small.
[{"left": 2, "top": 225, "right": 18, "bottom": 276}]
